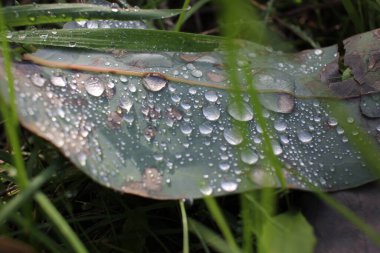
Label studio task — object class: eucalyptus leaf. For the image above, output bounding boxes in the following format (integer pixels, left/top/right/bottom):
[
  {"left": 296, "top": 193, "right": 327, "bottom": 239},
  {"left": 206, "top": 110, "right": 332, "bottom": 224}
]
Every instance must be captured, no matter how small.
[
  {"left": 1, "top": 26, "right": 380, "bottom": 199},
  {"left": 1, "top": 4, "right": 184, "bottom": 27}
]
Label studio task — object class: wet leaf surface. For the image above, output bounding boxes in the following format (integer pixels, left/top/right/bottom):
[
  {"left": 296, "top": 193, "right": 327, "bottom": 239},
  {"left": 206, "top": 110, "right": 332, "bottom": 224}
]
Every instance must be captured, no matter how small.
[{"left": 1, "top": 24, "right": 380, "bottom": 199}]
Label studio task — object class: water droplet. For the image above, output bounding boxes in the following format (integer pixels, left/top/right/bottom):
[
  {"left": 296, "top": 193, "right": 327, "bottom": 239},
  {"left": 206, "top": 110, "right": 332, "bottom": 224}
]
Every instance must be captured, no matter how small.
[
  {"left": 86, "top": 20, "right": 99, "bottom": 29},
  {"left": 199, "top": 122, "right": 213, "bottom": 135},
  {"left": 314, "top": 49, "right": 323, "bottom": 55},
  {"left": 221, "top": 180, "right": 238, "bottom": 192},
  {"left": 119, "top": 95, "right": 133, "bottom": 112},
  {"left": 203, "top": 105, "right": 220, "bottom": 121},
  {"left": 205, "top": 91, "right": 218, "bottom": 102},
  {"left": 376, "top": 124, "right": 380, "bottom": 132},
  {"left": 68, "top": 41, "right": 77, "bottom": 48},
  {"left": 77, "top": 152, "right": 87, "bottom": 166},
  {"left": 200, "top": 185, "right": 213, "bottom": 196},
  {"left": 191, "top": 69, "right": 203, "bottom": 78},
  {"left": 119, "top": 76, "right": 128, "bottom": 83},
  {"left": 297, "top": 130, "right": 313, "bottom": 143},
  {"left": 28, "top": 16, "right": 36, "bottom": 22},
  {"left": 240, "top": 149, "right": 259, "bottom": 165},
  {"left": 31, "top": 73, "right": 47, "bottom": 87},
  {"left": 328, "top": 117, "right": 338, "bottom": 127},
  {"left": 219, "top": 162, "right": 230, "bottom": 171},
  {"left": 144, "top": 126, "right": 157, "bottom": 141},
  {"left": 50, "top": 75, "right": 67, "bottom": 87},
  {"left": 227, "top": 102, "right": 253, "bottom": 121},
  {"left": 5, "top": 31, "right": 12, "bottom": 39},
  {"left": 223, "top": 128, "right": 243, "bottom": 146},
  {"left": 180, "top": 123, "right": 193, "bottom": 135},
  {"left": 110, "top": 3, "right": 119, "bottom": 12},
  {"left": 142, "top": 73, "right": 167, "bottom": 92},
  {"left": 274, "top": 120, "right": 287, "bottom": 132},
  {"left": 271, "top": 140, "right": 283, "bottom": 155},
  {"left": 84, "top": 77, "right": 105, "bottom": 97}
]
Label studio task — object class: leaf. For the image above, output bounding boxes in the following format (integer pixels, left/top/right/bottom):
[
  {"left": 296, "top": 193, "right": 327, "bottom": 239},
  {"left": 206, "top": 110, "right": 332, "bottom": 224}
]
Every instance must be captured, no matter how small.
[
  {"left": 260, "top": 212, "right": 316, "bottom": 253},
  {"left": 1, "top": 4, "right": 184, "bottom": 27},
  {"left": 1, "top": 23, "right": 380, "bottom": 199}
]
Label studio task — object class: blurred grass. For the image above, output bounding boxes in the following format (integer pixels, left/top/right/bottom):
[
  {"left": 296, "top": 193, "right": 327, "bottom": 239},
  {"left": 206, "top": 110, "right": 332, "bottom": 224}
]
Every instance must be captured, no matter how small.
[{"left": 0, "top": 0, "right": 380, "bottom": 252}]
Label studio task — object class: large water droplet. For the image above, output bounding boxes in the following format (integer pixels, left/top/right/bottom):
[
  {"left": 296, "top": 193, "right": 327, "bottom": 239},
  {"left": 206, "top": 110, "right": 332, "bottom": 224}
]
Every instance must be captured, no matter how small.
[
  {"left": 85, "top": 77, "right": 105, "bottom": 97},
  {"left": 142, "top": 73, "right": 167, "bottom": 92},
  {"left": 274, "top": 120, "right": 287, "bottom": 132},
  {"left": 203, "top": 105, "right": 220, "bottom": 121},
  {"left": 271, "top": 140, "right": 283, "bottom": 155},
  {"left": 205, "top": 91, "right": 218, "bottom": 102},
  {"left": 227, "top": 102, "right": 253, "bottom": 121},
  {"left": 180, "top": 123, "right": 193, "bottom": 136},
  {"left": 119, "top": 95, "right": 133, "bottom": 112},
  {"left": 297, "top": 130, "right": 313, "bottom": 143},
  {"left": 200, "top": 185, "right": 213, "bottom": 196},
  {"left": 31, "top": 73, "right": 47, "bottom": 87},
  {"left": 191, "top": 69, "right": 203, "bottom": 78},
  {"left": 50, "top": 75, "right": 67, "bottom": 87},
  {"left": 199, "top": 122, "right": 213, "bottom": 135},
  {"left": 221, "top": 180, "right": 238, "bottom": 192},
  {"left": 223, "top": 128, "right": 243, "bottom": 146},
  {"left": 240, "top": 149, "right": 259, "bottom": 165}
]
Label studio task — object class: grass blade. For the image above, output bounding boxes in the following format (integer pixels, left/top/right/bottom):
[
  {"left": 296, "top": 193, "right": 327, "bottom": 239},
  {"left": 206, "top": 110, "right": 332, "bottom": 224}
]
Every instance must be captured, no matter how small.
[
  {"left": 203, "top": 197, "right": 241, "bottom": 253},
  {"left": 3, "top": 28, "right": 224, "bottom": 52},
  {"left": 189, "top": 218, "right": 239, "bottom": 253},
  {"left": 2, "top": 4, "right": 183, "bottom": 27},
  {"left": 0, "top": 163, "right": 57, "bottom": 223},
  {"left": 174, "top": 0, "right": 191, "bottom": 32},
  {"left": 35, "top": 192, "right": 89, "bottom": 253},
  {"left": 179, "top": 201, "right": 189, "bottom": 253}
]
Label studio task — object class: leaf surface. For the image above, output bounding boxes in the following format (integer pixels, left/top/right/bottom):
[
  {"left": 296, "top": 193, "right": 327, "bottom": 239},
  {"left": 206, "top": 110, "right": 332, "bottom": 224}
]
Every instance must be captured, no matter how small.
[{"left": 1, "top": 25, "right": 380, "bottom": 199}]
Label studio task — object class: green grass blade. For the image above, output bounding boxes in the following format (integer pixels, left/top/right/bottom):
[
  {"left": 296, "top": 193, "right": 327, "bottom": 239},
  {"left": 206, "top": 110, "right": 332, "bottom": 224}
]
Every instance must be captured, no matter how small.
[
  {"left": 174, "top": 0, "right": 191, "bottom": 32},
  {"left": 2, "top": 4, "right": 183, "bottom": 27},
  {"left": 0, "top": 3, "right": 28, "bottom": 190},
  {"left": 35, "top": 192, "right": 89, "bottom": 253},
  {"left": 3, "top": 28, "right": 224, "bottom": 52},
  {"left": 189, "top": 218, "right": 240, "bottom": 253},
  {"left": 0, "top": 163, "right": 57, "bottom": 222},
  {"left": 203, "top": 197, "right": 241, "bottom": 253},
  {"left": 179, "top": 201, "right": 189, "bottom": 253},
  {"left": 10, "top": 214, "right": 63, "bottom": 253}
]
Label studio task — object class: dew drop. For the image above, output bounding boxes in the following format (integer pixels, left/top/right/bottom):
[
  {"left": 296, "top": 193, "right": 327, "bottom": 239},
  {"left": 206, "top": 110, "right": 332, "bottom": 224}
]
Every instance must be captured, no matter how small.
[
  {"left": 200, "top": 185, "right": 213, "bottom": 196},
  {"left": 77, "top": 152, "right": 87, "bottom": 166},
  {"left": 191, "top": 69, "right": 203, "bottom": 78},
  {"left": 180, "top": 123, "right": 193, "bottom": 136},
  {"left": 271, "top": 140, "right": 283, "bottom": 155},
  {"left": 240, "top": 149, "right": 259, "bottom": 165},
  {"left": 314, "top": 49, "right": 323, "bottom": 56},
  {"left": 274, "top": 120, "right": 287, "bottom": 132},
  {"left": 199, "top": 122, "right": 213, "bottom": 135},
  {"left": 119, "top": 76, "right": 128, "bottom": 83},
  {"left": 84, "top": 77, "right": 105, "bottom": 97},
  {"left": 297, "top": 130, "right": 313, "bottom": 143},
  {"left": 142, "top": 73, "right": 168, "bottom": 92},
  {"left": 328, "top": 117, "right": 338, "bottom": 127},
  {"left": 50, "top": 75, "right": 67, "bottom": 87},
  {"left": 223, "top": 128, "right": 243, "bottom": 146},
  {"left": 219, "top": 162, "right": 230, "bottom": 171},
  {"left": 221, "top": 180, "right": 238, "bottom": 192},
  {"left": 31, "top": 73, "right": 47, "bottom": 87},
  {"left": 68, "top": 41, "right": 77, "bottom": 48},
  {"left": 205, "top": 91, "right": 218, "bottom": 102},
  {"left": 227, "top": 102, "right": 253, "bottom": 121},
  {"left": 119, "top": 95, "right": 133, "bottom": 112},
  {"left": 203, "top": 105, "right": 220, "bottom": 121}
]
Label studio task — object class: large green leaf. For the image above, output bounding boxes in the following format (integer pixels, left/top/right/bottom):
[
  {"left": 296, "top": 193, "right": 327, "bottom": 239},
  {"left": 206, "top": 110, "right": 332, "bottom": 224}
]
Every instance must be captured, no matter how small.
[{"left": 1, "top": 24, "right": 380, "bottom": 199}]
